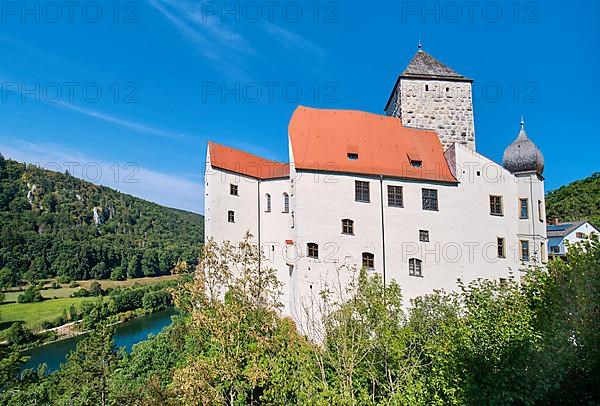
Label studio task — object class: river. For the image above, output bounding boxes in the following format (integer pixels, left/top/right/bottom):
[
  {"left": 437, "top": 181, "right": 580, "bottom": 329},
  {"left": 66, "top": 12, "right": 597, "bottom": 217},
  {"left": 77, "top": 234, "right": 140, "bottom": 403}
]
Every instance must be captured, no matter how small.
[{"left": 21, "top": 308, "right": 178, "bottom": 374}]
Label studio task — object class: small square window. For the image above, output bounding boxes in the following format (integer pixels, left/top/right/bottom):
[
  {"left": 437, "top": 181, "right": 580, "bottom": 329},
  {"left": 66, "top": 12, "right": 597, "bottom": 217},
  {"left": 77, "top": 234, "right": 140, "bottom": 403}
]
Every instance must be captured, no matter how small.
[
  {"left": 419, "top": 230, "right": 429, "bottom": 242},
  {"left": 228, "top": 211, "right": 235, "bottom": 223},
  {"left": 362, "top": 252, "right": 375, "bottom": 269},
  {"left": 490, "top": 195, "right": 503, "bottom": 216},
  {"left": 307, "top": 243, "right": 319, "bottom": 259},
  {"left": 347, "top": 153, "right": 359, "bottom": 160},
  {"left": 230, "top": 184, "right": 238, "bottom": 196},
  {"left": 576, "top": 232, "right": 586, "bottom": 239},
  {"left": 342, "top": 219, "right": 354, "bottom": 235}
]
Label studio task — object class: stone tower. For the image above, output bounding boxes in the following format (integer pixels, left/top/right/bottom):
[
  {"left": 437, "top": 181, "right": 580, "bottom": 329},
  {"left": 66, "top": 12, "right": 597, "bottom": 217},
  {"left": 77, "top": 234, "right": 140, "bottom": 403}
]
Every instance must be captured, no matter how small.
[{"left": 385, "top": 47, "right": 476, "bottom": 150}]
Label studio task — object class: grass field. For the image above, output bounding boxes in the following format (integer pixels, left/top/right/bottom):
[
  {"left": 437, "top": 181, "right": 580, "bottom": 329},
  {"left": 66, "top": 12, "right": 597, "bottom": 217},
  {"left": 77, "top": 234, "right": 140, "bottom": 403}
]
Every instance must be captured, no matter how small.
[
  {"left": 0, "top": 297, "right": 93, "bottom": 331},
  {"left": 0, "top": 275, "right": 180, "bottom": 332},
  {"left": 1, "top": 275, "right": 179, "bottom": 304}
]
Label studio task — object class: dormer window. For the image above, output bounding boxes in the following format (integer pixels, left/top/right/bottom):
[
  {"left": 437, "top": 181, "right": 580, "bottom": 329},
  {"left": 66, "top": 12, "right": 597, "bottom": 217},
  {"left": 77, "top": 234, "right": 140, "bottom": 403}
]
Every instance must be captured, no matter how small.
[
  {"left": 347, "top": 152, "right": 359, "bottom": 160},
  {"left": 408, "top": 152, "right": 422, "bottom": 168}
]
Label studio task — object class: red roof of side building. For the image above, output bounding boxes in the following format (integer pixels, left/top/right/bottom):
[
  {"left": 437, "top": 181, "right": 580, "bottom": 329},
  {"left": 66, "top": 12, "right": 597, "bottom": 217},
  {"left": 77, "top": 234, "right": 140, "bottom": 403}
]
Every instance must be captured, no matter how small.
[
  {"left": 208, "top": 141, "right": 289, "bottom": 180},
  {"left": 288, "top": 106, "right": 457, "bottom": 183}
]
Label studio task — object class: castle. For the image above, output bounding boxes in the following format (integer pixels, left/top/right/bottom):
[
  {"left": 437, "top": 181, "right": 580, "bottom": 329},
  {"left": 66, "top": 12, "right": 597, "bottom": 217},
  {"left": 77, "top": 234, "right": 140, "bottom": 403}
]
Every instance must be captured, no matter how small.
[{"left": 204, "top": 47, "right": 547, "bottom": 325}]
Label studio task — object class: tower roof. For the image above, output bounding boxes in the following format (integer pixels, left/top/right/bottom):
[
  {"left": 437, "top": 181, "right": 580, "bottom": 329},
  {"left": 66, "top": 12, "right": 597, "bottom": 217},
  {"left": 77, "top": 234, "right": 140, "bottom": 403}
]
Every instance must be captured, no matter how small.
[
  {"left": 502, "top": 118, "right": 544, "bottom": 175},
  {"left": 401, "top": 50, "right": 471, "bottom": 81}
]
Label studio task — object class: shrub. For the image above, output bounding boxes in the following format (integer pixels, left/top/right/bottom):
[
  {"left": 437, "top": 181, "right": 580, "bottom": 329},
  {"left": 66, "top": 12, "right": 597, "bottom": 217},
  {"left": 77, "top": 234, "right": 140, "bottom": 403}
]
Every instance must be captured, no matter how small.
[{"left": 17, "top": 286, "right": 43, "bottom": 303}]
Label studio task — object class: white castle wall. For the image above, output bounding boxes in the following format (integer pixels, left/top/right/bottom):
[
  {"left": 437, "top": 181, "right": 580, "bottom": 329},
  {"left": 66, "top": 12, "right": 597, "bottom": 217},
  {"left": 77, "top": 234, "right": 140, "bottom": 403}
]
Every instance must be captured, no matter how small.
[{"left": 205, "top": 142, "right": 547, "bottom": 331}]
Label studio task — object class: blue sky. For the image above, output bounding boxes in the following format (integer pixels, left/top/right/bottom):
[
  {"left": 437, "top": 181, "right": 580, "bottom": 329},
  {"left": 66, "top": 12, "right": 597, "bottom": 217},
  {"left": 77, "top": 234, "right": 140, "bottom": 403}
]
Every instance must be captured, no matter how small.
[{"left": 1, "top": 0, "right": 598, "bottom": 213}]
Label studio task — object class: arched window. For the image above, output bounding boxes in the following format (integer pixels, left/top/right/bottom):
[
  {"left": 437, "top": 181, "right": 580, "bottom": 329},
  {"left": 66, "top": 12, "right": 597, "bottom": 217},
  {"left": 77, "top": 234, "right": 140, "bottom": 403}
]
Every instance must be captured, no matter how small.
[
  {"left": 342, "top": 219, "right": 354, "bottom": 235},
  {"left": 265, "top": 194, "right": 271, "bottom": 212},
  {"left": 307, "top": 243, "right": 319, "bottom": 259},
  {"left": 283, "top": 193, "right": 290, "bottom": 213},
  {"left": 362, "top": 252, "right": 374, "bottom": 269},
  {"left": 409, "top": 258, "right": 422, "bottom": 277}
]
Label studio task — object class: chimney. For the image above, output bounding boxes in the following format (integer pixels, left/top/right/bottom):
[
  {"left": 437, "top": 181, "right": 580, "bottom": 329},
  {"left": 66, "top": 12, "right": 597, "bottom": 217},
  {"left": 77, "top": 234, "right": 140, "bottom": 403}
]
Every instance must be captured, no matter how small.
[{"left": 553, "top": 217, "right": 560, "bottom": 225}]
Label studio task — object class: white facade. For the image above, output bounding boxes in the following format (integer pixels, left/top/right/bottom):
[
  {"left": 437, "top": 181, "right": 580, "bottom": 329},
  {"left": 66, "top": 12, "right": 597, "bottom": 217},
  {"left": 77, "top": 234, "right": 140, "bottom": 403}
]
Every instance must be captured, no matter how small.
[{"left": 205, "top": 139, "right": 547, "bottom": 324}]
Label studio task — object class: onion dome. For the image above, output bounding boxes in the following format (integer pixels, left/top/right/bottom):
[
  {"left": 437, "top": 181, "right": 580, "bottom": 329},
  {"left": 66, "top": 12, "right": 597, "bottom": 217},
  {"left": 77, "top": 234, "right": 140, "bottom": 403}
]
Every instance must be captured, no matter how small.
[{"left": 503, "top": 118, "right": 544, "bottom": 175}]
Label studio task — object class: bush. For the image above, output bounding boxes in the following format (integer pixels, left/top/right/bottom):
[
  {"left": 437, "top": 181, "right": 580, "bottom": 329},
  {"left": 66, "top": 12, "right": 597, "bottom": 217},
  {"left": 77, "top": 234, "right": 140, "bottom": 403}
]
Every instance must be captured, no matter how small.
[
  {"left": 57, "top": 275, "right": 72, "bottom": 284},
  {"left": 110, "top": 266, "right": 126, "bottom": 281},
  {"left": 6, "top": 322, "right": 35, "bottom": 345},
  {"left": 89, "top": 281, "right": 103, "bottom": 297},
  {"left": 71, "top": 288, "right": 90, "bottom": 298},
  {"left": 50, "top": 281, "right": 60, "bottom": 289},
  {"left": 17, "top": 286, "right": 43, "bottom": 303}
]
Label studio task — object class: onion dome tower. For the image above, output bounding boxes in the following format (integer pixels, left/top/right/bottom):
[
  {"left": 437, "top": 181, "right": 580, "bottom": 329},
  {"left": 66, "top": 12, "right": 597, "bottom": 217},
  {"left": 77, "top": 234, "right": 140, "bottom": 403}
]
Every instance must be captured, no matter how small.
[{"left": 503, "top": 118, "right": 544, "bottom": 175}]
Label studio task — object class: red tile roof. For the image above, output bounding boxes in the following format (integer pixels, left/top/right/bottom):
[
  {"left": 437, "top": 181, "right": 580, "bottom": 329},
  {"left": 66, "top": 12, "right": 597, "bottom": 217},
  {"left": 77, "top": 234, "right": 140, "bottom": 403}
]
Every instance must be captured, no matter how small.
[
  {"left": 288, "top": 106, "right": 457, "bottom": 183},
  {"left": 208, "top": 141, "right": 289, "bottom": 180}
]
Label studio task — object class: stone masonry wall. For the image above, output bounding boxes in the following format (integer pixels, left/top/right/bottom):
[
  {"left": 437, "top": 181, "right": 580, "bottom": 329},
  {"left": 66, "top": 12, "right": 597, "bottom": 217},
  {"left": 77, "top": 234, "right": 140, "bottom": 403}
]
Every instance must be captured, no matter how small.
[{"left": 387, "top": 79, "right": 476, "bottom": 150}]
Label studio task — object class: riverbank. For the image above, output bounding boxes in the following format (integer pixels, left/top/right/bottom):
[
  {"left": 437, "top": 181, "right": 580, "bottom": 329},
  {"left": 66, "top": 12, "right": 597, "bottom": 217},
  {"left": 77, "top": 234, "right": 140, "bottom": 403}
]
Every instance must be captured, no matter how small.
[{"left": 21, "top": 308, "right": 179, "bottom": 374}]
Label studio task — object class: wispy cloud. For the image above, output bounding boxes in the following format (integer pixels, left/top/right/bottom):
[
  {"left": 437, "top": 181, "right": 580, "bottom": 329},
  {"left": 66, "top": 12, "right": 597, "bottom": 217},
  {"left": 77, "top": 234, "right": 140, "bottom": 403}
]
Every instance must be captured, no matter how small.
[
  {"left": 146, "top": 0, "right": 256, "bottom": 62},
  {"left": 0, "top": 138, "right": 203, "bottom": 213},
  {"left": 146, "top": 0, "right": 326, "bottom": 77},
  {"left": 54, "top": 101, "right": 185, "bottom": 140},
  {"left": 262, "top": 22, "right": 325, "bottom": 58}
]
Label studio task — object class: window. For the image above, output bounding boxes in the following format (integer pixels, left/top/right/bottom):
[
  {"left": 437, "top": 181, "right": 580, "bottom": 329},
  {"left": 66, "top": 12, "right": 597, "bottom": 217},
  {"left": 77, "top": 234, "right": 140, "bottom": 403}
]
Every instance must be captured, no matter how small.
[
  {"left": 362, "top": 252, "right": 375, "bottom": 269},
  {"left": 419, "top": 230, "right": 430, "bottom": 242},
  {"left": 425, "top": 84, "right": 429, "bottom": 91},
  {"left": 410, "top": 160, "right": 422, "bottom": 168},
  {"left": 422, "top": 188, "right": 438, "bottom": 211},
  {"left": 230, "top": 184, "right": 238, "bottom": 196},
  {"left": 307, "top": 243, "right": 319, "bottom": 259},
  {"left": 388, "top": 185, "right": 403, "bottom": 207},
  {"left": 347, "top": 153, "right": 359, "bottom": 160},
  {"left": 265, "top": 194, "right": 271, "bottom": 212},
  {"left": 355, "top": 181, "right": 370, "bottom": 203},
  {"left": 490, "top": 195, "right": 503, "bottom": 216},
  {"left": 550, "top": 245, "right": 560, "bottom": 254},
  {"left": 519, "top": 198, "right": 529, "bottom": 219},
  {"left": 409, "top": 258, "right": 422, "bottom": 277},
  {"left": 228, "top": 211, "right": 235, "bottom": 223},
  {"left": 538, "top": 200, "right": 544, "bottom": 222},
  {"left": 342, "top": 219, "right": 354, "bottom": 235},
  {"left": 540, "top": 242, "right": 546, "bottom": 263},
  {"left": 283, "top": 193, "right": 290, "bottom": 213},
  {"left": 520, "top": 240, "right": 530, "bottom": 261},
  {"left": 576, "top": 232, "right": 586, "bottom": 239},
  {"left": 497, "top": 237, "right": 506, "bottom": 258}
]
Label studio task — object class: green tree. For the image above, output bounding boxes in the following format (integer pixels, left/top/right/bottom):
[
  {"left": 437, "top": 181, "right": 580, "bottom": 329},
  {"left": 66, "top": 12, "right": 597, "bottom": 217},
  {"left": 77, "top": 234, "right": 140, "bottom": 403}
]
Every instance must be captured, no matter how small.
[
  {"left": 110, "top": 266, "right": 126, "bottom": 281},
  {"left": 5, "top": 322, "right": 35, "bottom": 345},
  {"left": 17, "top": 286, "right": 43, "bottom": 303},
  {"left": 52, "top": 324, "right": 121, "bottom": 406},
  {"left": 127, "top": 254, "right": 142, "bottom": 279},
  {"left": 0, "top": 267, "right": 16, "bottom": 289},
  {"left": 141, "top": 250, "right": 159, "bottom": 277},
  {"left": 89, "top": 281, "right": 103, "bottom": 297}
]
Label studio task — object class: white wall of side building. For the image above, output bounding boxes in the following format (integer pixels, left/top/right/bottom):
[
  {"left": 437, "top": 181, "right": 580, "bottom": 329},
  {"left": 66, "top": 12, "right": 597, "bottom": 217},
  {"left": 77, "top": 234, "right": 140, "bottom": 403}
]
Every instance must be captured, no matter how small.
[{"left": 205, "top": 145, "right": 546, "bottom": 333}]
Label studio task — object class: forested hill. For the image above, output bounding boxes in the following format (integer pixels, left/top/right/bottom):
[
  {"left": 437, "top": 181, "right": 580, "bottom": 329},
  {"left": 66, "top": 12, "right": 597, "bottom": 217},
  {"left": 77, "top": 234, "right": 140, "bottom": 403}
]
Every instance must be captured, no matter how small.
[
  {"left": 546, "top": 172, "right": 600, "bottom": 228},
  {"left": 0, "top": 153, "right": 203, "bottom": 286}
]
